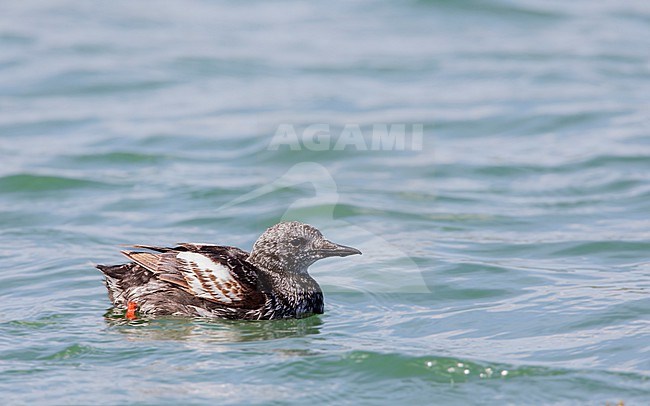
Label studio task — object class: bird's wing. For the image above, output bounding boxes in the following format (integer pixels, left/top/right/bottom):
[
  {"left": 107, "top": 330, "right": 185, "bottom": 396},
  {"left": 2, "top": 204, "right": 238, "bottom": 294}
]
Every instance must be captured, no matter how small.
[
  {"left": 173, "top": 243, "right": 250, "bottom": 259},
  {"left": 131, "top": 243, "right": 250, "bottom": 259},
  {"left": 121, "top": 245, "right": 264, "bottom": 308}
]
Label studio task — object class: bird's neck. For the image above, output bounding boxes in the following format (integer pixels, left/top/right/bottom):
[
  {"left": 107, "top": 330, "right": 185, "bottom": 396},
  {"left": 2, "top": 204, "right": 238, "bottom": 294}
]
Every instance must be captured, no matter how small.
[
  {"left": 247, "top": 250, "right": 309, "bottom": 276},
  {"left": 247, "top": 251, "right": 321, "bottom": 298}
]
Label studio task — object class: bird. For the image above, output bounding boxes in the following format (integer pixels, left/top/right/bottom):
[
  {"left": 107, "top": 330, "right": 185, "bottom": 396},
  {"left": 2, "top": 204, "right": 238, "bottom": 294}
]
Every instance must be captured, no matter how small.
[{"left": 97, "top": 221, "right": 361, "bottom": 320}]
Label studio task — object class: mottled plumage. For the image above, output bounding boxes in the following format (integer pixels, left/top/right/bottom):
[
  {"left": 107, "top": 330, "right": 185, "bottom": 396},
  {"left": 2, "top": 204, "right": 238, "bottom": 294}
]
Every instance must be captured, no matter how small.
[{"left": 97, "top": 222, "right": 361, "bottom": 320}]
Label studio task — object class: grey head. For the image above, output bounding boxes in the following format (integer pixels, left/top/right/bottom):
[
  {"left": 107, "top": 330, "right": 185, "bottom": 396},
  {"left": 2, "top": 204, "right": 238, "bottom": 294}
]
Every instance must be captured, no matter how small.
[{"left": 248, "top": 221, "right": 361, "bottom": 274}]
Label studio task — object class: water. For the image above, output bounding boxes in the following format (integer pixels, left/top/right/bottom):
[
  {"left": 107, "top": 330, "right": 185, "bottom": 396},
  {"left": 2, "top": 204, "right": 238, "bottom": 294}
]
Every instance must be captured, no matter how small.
[{"left": 1, "top": 0, "right": 649, "bottom": 404}]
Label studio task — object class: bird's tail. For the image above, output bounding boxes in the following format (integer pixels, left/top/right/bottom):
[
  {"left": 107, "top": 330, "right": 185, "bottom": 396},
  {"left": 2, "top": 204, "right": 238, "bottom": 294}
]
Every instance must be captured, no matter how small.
[{"left": 96, "top": 263, "right": 132, "bottom": 307}]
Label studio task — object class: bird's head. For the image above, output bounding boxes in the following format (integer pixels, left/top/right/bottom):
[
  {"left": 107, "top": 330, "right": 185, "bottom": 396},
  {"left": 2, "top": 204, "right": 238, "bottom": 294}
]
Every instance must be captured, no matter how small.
[{"left": 248, "top": 221, "right": 361, "bottom": 274}]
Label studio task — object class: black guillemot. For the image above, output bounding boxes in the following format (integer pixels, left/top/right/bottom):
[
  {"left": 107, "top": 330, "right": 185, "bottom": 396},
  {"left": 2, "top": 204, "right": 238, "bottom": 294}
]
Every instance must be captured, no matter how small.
[{"left": 97, "top": 221, "right": 361, "bottom": 320}]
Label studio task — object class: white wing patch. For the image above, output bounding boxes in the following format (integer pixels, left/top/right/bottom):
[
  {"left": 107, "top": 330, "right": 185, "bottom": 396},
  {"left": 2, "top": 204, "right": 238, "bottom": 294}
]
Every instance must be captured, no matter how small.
[
  {"left": 177, "top": 252, "right": 233, "bottom": 282},
  {"left": 176, "top": 251, "right": 240, "bottom": 303}
]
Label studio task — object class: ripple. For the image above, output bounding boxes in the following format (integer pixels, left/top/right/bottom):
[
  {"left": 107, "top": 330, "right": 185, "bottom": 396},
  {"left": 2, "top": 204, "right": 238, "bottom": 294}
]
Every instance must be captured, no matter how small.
[
  {"left": 0, "top": 173, "right": 113, "bottom": 192},
  {"left": 0, "top": 118, "right": 98, "bottom": 137},
  {"left": 417, "top": 0, "right": 567, "bottom": 20},
  {"left": 39, "top": 344, "right": 96, "bottom": 361},
  {"left": 66, "top": 151, "right": 172, "bottom": 165}
]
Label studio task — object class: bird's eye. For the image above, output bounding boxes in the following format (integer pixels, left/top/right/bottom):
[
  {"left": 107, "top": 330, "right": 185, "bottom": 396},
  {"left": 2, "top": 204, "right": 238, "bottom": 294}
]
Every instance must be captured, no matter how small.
[{"left": 290, "top": 237, "right": 305, "bottom": 247}]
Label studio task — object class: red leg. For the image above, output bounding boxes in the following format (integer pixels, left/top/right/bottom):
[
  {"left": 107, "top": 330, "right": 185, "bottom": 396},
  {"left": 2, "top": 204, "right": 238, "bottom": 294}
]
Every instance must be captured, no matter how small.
[{"left": 126, "top": 301, "right": 138, "bottom": 320}]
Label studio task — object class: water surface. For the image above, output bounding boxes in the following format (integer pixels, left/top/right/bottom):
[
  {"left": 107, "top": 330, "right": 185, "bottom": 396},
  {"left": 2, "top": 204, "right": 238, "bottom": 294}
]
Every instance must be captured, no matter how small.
[{"left": 1, "top": 0, "right": 649, "bottom": 404}]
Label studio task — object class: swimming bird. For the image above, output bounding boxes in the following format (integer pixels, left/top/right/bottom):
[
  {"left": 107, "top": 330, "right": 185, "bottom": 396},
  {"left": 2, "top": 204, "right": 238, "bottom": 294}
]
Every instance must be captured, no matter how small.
[{"left": 97, "top": 221, "right": 361, "bottom": 320}]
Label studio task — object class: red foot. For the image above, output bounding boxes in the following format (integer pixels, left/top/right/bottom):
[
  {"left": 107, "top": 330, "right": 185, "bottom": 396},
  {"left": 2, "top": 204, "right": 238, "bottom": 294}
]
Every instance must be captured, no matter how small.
[{"left": 126, "top": 301, "right": 138, "bottom": 320}]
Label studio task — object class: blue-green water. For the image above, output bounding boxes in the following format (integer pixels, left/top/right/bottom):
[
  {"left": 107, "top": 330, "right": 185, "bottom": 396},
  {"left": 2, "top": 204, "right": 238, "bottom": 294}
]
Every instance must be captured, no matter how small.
[{"left": 1, "top": 1, "right": 649, "bottom": 404}]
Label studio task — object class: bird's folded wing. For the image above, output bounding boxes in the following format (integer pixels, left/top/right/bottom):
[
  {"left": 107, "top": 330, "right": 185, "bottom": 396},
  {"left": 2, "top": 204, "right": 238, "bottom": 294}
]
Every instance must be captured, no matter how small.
[
  {"left": 131, "top": 243, "right": 250, "bottom": 259},
  {"left": 173, "top": 243, "right": 251, "bottom": 259},
  {"left": 121, "top": 248, "right": 263, "bottom": 307}
]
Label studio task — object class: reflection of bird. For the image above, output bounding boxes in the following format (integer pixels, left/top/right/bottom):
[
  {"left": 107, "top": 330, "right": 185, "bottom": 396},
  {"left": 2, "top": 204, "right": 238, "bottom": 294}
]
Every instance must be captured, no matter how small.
[{"left": 97, "top": 221, "right": 361, "bottom": 320}]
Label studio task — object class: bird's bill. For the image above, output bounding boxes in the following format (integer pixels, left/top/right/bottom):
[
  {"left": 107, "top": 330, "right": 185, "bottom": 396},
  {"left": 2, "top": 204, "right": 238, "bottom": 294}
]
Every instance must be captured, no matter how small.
[{"left": 315, "top": 240, "right": 362, "bottom": 257}]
